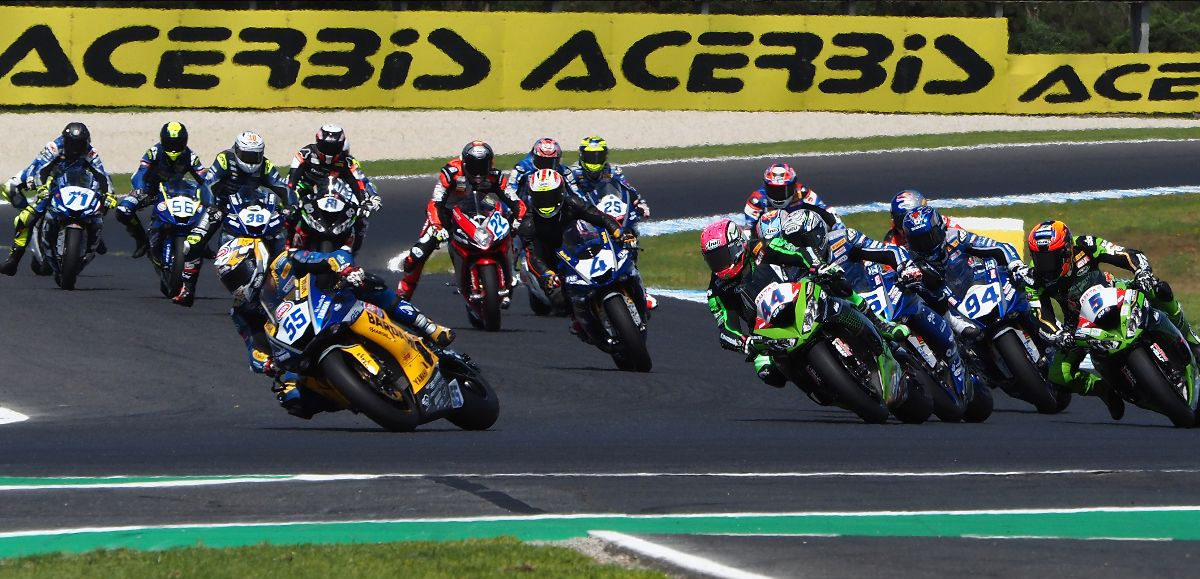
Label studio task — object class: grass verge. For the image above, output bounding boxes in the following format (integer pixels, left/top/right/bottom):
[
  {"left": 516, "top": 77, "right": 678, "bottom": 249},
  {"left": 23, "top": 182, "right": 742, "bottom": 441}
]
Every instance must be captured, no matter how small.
[
  {"left": 0, "top": 538, "right": 662, "bottom": 579},
  {"left": 637, "top": 194, "right": 1200, "bottom": 312}
]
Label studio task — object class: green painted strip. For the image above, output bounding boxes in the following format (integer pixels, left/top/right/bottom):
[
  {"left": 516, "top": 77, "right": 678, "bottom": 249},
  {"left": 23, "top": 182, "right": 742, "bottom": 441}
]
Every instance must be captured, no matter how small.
[
  {"left": 0, "top": 475, "right": 290, "bottom": 487},
  {"left": 2, "top": 510, "right": 1199, "bottom": 559}
]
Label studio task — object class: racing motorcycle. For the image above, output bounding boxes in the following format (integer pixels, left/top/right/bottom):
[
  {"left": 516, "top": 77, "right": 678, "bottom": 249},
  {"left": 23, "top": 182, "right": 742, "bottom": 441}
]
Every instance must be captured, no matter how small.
[
  {"left": 446, "top": 191, "right": 514, "bottom": 331},
  {"left": 1074, "top": 283, "right": 1198, "bottom": 427},
  {"left": 856, "top": 262, "right": 992, "bottom": 422},
  {"left": 263, "top": 241, "right": 500, "bottom": 432},
  {"left": 148, "top": 180, "right": 205, "bottom": 298},
  {"left": 751, "top": 274, "right": 933, "bottom": 424},
  {"left": 28, "top": 169, "right": 106, "bottom": 290},
  {"left": 214, "top": 185, "right": 285, "bottom": 308},
  {"left": 558, "top": 224, "right": 652, "bottom": 372},
  {"left": 935, "top": 256, "right": 1064, "bottom": 414}
]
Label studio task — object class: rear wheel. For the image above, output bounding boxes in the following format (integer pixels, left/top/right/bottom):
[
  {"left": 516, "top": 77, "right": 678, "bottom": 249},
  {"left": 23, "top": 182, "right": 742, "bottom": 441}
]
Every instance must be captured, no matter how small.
[
  {"left": 320, "top": 351, "right": 420, "bottom": 432},
  {"left": 604, "top": 294, "right": 651, "bottom": 372},
  {"left": 444, "top": 358, "right": 500, "bottom": 431},
  {"left": 58, "top": 227, "right": 83, "bottom": 290},
  {"left": 478, "top": 264, "right": 502, "bottom": 332},
  {"left": 1127, "top": 347, "right": 1195, "bottom": 428},
  {"left": 808, "top": 341, "right": 889, "bottom": 424},
  {"left": 994, "top": 332, "right": 1059, "bottom": 414}
]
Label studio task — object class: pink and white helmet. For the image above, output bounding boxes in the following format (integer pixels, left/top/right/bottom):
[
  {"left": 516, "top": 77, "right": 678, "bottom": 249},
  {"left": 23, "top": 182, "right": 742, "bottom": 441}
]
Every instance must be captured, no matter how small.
[{"left": 701, "top": 219, "right": 748, "bottom": 280}]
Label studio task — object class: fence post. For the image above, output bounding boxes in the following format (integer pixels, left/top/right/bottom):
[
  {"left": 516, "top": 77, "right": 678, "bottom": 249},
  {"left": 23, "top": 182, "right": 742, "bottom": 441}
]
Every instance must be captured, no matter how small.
[
  {"left": 1131, "top": 1, "right": 1150, "bottom": 53},
  {"left": 844, "top": 1, "right": 857, "bottom": 15},
  {"left": 989, "top": 1, "right": 1004, "bottom": 18},
  {"left": 699, "top": 0, "right": 710, "bottom": 15}
]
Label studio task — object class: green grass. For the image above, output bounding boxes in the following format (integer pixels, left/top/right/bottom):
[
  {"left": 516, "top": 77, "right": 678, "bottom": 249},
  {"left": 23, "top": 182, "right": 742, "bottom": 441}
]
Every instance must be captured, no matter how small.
[
  {"left": 0, "top": 538, "right": 661, "bottom": 579},
  {"left": 638, "top": 194, "right": 1200, "bottom": 311}
]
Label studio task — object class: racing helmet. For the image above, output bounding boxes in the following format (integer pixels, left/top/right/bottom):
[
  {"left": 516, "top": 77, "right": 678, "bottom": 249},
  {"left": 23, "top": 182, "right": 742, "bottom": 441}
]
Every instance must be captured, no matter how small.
[
  {"left": 461, "top": 139, "right": 495, "bottom": 181},
  {"left": 781, "top": 209, "right": 830, "bottom": 258},
  {"left": 579, "top": 135, "right": 608, "bottom": 178},
  {"left": 890, "top": 189, "right": 928, "bottom": 228},
  {"left": 315, "top": 124, "right": 347, "bottom": 158},
  {"left": 301, "top": 177, "right": 359, "bottom": 240},
  {"left": 61, "top": 122, "right": 90, "bottom": 162},
  {"left": 531, "top": 138, "right": 562, "bottom": 170},
  {"left": 528, "top": 169, "right": 565, "bottom": 218},
  {"left": 762, "top": 163, "right": 797, "bottom": 208},
  {"left": 233, "top": 131, "right": 265, "bottom": 173},
  {"left": 701, "top": 218, "right": 749, "bottom": 281},
  {"left": 1027, "top": 220, "right": 1074, "bottom": 282},
  {"left": 160, "top": 121, "right": 188, "bottom": 161},
  {"left": 901, "top": 205, "right": 947, "bottom": 259}
]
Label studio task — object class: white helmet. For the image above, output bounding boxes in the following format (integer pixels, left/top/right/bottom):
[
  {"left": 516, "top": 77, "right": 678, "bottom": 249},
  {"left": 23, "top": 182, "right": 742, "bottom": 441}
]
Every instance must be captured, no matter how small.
[{"left": 233, "top": 131, "right": 265, "bottom": 173}]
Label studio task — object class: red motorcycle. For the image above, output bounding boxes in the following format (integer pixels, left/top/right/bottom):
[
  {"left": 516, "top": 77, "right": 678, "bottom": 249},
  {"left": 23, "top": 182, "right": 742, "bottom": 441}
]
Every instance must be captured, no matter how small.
[{"left": 447, "top": 192, "right": 515, "bottom": 331}]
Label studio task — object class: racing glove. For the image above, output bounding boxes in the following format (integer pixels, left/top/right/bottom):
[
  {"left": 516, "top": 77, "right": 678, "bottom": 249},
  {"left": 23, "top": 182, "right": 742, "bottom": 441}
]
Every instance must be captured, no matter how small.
[
  {"left": 898, "top": 262, "right": 923, "bottom": 287},
  {"left": 1009, "top": 261, "right": 1034, "bottom": 288},
  {"left": 365, "top": 194, "right": 383, "bottom": 214},
  {"left": 636, "top": 199, "right": 650, "bottom": 218},
  {"left": 432, "top": 226, "right": 450, "bottom": 243},
  {"left": 1050, "top": 329, "right": 1077, "bottom": 351},
  {"left": 1134, "top": 269, "right": 1161, "bottom": 294},
  {"left": 540, "top": 269, "right": 562, "bottom": 290},
  {"left": 338, "top": 264, "right": 387, "bottom": 291}
]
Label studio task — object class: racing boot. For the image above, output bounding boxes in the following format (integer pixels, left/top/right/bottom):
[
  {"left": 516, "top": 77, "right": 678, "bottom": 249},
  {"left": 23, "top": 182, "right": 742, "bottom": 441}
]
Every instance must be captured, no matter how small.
[
  {"left": 128, "top": 226, "right": 150, "bottom": 259},
  {"left": 172, "top": 264, "right": 199, "bottom": 307},
  {"left": 397, "top": 251, "right": 425, "bottom": 300},
  {"left": 274, "top": 378, "right": 317, "bottom": 420},
  {"left": 754, "top": 354, "right": 787, "bottom": 388},
  {"left": 0, "top": 246, "right": 23, "bottom": 276},
  {"left": 946, "top": 311, "right": 981, "bottom": 341},
  {"left": 1097, "top": 382, "right": 1126, "bottom": 421},
  {"left": 852, "top": 297, "right": 909, "bottom": 341},
  {"left": 645, "top": 293, "right": 659, "bottom": 311},
  {"left": 414, "top": 316, "right": 455, "bottom": 347}
]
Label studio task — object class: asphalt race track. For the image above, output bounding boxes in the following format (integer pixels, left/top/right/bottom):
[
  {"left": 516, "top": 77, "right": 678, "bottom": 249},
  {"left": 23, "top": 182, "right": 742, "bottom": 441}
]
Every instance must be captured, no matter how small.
[{"left": 2, "top": 140, "right": 1200, "bottom": 576}]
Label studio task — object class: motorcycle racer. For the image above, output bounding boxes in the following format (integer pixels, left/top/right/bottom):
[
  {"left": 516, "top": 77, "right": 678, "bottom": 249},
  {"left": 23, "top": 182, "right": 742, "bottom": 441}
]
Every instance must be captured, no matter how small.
[
  {"left": 503, "top": 137, "right": 578, "bottom": 201},
  {"left": 250, "top": 178, "right": 454, "bottom": 418},
  {"left": 570, "top": 135, "right": 657, "bottom": 310},
  {"left": 882, "top": 189, "right": 962, "bottom": 247},
  {"left": 742, "top": 163, "right": 831, "bottom": 232},
  {"left": 517, "top": 169, "right": 627, "bottom": 338},
  {"left": 1024, "top": 220, "right": 1199, "bottom": 420},
  {"left": 2, "top": 122, "right": 113, "bottom": 275},
  {"left": 200, "top": 132, "right": 293, "bottom": 252},
  {"left": 287, "top": 124, "right": 381, "bottom": 253},
  {"left": 397, "top": 140, "right": 525, "bottom": 300}
]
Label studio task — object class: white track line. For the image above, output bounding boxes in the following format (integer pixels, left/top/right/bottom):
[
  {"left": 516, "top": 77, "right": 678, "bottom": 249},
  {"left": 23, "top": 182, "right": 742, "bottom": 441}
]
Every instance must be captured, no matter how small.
[
  {"left": 0, "top": 408, "right": 28, "bottom": 425},
  {"left": 4, "top": 505, "right": 1199, "bottom": 540},
  {"left": 2, "top": 468, "right": 1196, "bottom": 491},
  {"left": 589, "top": 530, "right": 773, "bottom": 579}
]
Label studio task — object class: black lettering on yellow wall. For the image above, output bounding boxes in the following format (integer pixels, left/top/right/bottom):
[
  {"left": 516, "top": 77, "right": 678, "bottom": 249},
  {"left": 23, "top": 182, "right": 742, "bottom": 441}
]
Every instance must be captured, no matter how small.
[
  {"left": 890, "top": 34, "right": 925, "bottom": 94},
  {"left": 923, "top": 35, "right": 993, "bottom": 95},
  {"left": 234, "top": 27, "right": 307, "bottom": 89},
  {"left": 302, "top": 28, "right": 380, "bottom": 89},
  {"left": 155, "top": 26, "right": 231, "bottom": 89},
  {"left": 521, "top": 30, "right": 615, "bottom": 91},
  {"left": 0, "top": 25, "right": 78, "bottom": 86},
  {"left": 378, "top": 29, "right": 419, "bottom": 89},
  {"left": 1018, "top": 64, "right": 1089, "bottom": 103},
  {"left": 622, "top": 31, "right": 690, "bottom": 91},
  {"left": 1148, "top": 62, "right": 1200, "bottom": 101},
  {"left": 413, "top": 28, "right": 489, "bottom": 90},
  {"left": 1093, "top": 63, "right": 1148, "bottom": 101},
  {"left": 687, "top": 31, "right": 751, "bottom": 93},
  {"left": 754, "top": 32, "right": 822, "bottom": 93},
  {"left": 817, "top": 32, "right": 892, "bottom": 94},
  {"left": 83, "top": 26, "right": 158, "bottom": 88}
]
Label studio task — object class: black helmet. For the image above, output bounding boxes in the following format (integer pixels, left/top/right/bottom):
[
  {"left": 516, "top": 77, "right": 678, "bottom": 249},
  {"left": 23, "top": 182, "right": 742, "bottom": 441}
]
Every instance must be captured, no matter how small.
[
  {"left": 160, "top": 121, "right": 188, "bottom": 160},
  {"left": 461, "top": 139, "right": 494, "bottom": 181},
  {"left": 61, "top": 122, "right": 90, "bottom": 161},
  {"left": 301, "top": 177, "right": 358, "bottom": 240},
  {"left": 315, "top": 124, "right": 347, "bottom": 158}
]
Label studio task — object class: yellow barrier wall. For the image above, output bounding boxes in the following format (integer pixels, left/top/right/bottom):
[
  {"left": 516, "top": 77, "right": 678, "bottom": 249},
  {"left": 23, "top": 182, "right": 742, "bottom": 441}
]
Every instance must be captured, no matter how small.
[{"left": 0, "top": 6, "right": 1196, "bottom": 114}]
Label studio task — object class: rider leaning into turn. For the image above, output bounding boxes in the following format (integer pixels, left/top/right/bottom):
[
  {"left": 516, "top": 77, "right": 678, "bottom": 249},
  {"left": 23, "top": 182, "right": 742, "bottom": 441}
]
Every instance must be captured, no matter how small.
[
  {"left": 115, "top": 121, "right": 214, "bottom": 306},
  {"left": 2, "top": 122, "right": 113, "bottom": 276},
  {"left": 517, "top": 169, "right": 628, "bottom": 339},
  {"left": 245, "top": 178, "right": 455, "bottom": 418},
  {"left": 397, "top": 139, "right": 525, "bottom": 300},
  {"left": 1025, "top": 220, "right": 1200, "bottom": 420},
  {"left": 742, "top": 162, "right": 830, "bottom": 231},
  {"left": 287, "top": 124, "right": 381, "bottom": 253}
]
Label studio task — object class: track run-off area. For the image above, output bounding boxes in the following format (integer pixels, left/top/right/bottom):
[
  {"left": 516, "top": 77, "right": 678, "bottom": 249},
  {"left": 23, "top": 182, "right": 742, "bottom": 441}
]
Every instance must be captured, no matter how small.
[{"left": 3, "top": 139, "right": 1200, "bottom": 576}]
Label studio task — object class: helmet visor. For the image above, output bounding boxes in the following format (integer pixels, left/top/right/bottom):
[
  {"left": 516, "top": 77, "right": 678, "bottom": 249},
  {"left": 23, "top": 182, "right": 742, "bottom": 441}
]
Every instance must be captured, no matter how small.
[
  {"left": 316, "top": 139, "right": 342, "bottom": 157},
  {"left": 235, "top": 148, "right": 263, "bottom": 167},
  {"left": 463, "top": 155, "right": 490, "bottom": 178},
  {"left": 532, "top": 155, "right": 559, "bottom": 170},
  {"left": 703, "top": 244, "right": 744, "bottom": 277},
  {"left": 1031, "top": 250, "right": 1069, "bottom": 281},
  {"left": 907, "top": 227, "right": 945, "bottom": 256},
  {"left": 790, "top": 227, "right": 827, "bottom": 252},
  {"left": 63, "top": 138, "right": 87, "bottom": 160},
  {"left": 530, "top": 187, "right": 563, "bottom": 216},
  {"left": 162, "top": 135, "right": 186, "bottom": 155},
  {"left": 764, "top": 182, "right": 794, "bottom": 204},
  {"left": 580, "top": 149, "right": 606, "bottom": 167}
]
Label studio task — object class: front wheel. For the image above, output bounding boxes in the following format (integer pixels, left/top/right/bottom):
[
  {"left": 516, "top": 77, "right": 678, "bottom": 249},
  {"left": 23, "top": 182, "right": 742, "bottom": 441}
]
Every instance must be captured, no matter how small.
[
  {"left": 892, "top": 359, "right": 935, "bottom": 424},
  {"left": 478, "top": 264, "right": 502, "bottom": 332},
  {"left": 604, "top": 294, "right": 651, "bottom": 372},
  {"left": 1127, "top": 347, "right": 1195, "bottom": 428},
  {"left": 58, "top": 227, "right": 83, "bottom": 290},
  {"left": 807, "top": 341, "right": 889, "bottom": 424},
  {"left": 994, "top": 331, "right": 1059, "bottom": 414},
  {"left": 166, "top": 235, "right": 187, "bottom": 297},
  {"left": 320, "top": 351, "right": 420, "bottom": 432},
  {"left": 528, "top": 285, "right": 552, "bottom": 316}
]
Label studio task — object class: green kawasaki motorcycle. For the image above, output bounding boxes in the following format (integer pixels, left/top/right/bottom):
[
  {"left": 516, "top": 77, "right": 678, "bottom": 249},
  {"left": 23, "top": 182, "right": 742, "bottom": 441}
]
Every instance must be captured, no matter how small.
[
  {"left": 750, "top": 278, "right": 933, "bottom": 424},
  {"left": 1075, "top": 283, "right": 1198, "bottom": 427}
]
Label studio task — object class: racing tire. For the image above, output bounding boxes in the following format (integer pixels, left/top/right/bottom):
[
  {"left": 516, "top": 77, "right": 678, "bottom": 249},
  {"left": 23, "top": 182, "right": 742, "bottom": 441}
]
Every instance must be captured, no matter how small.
[
  {"left": 891, "top": 361, "right": 935, "bottom": 424},
  {"left": 445, "top": 360, "right": 500, "bottom": 431},
  {"left": 929, "top": 367, "right": 967, "bottom": 422},
  {"left": 167, "top": 235, "right": 186, "bottom": 297},
  {"left": 963, "top": 380, "right": 994, "bottom": 423},
  {"left": 604, "top": 294, "right": 652, "bottom": 372},
  {"left": 58, "top": 227, "right": 83, "bottom": 290},
  {"left": 1054, "top": 386, "right": 1073, "bottom": 413},
  {"left": 528, "top": 286, "right": 553, "bottom": 316},
  {"left": 478, "top": 264, "right": 502, "bottom": 332},
  {"left": 994, "top": 332, "right": 1059, "bottom": 414},
  {"left": 1127, "top": 347, "right": 1195, "bottom": 428},
  {"left": 808, "top": 341, "right": 890, "bottom": 424},
  {"left": 320, "top": 350, "right": 420, "bottom": 432}
]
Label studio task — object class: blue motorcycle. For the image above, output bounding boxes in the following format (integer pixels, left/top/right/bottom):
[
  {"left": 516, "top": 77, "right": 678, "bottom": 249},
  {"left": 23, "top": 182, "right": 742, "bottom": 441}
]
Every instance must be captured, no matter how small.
[
  {"left": 558, "top": 224, "right": 651, "bottom": 372},
  {"left": 149, "top": 180, "right": 204, "bottom": 298},
  {"left": 29, "top": 168, "right": 106, "bottom": 290},
  {"left": 941, "top": 256, "right": 1065, "bottom": 414},
  {"left": 856, "top": 262, "right": 993, "bottom": 422},
  {"left": 261, "top": 246, "right": 499, "bottom": 432}
]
